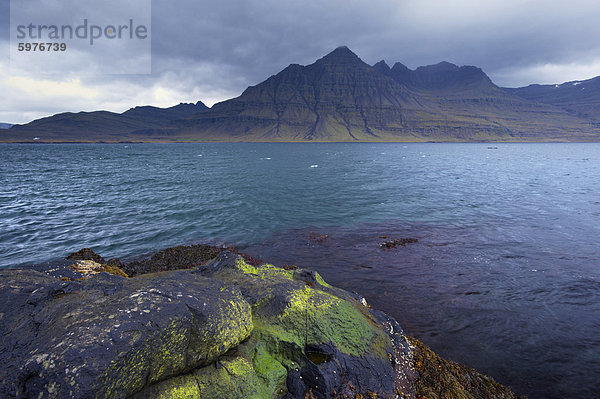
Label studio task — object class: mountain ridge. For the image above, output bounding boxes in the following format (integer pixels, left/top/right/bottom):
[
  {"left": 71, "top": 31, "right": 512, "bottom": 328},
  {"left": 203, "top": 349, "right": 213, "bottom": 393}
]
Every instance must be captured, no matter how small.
[
  {"left": 4, "top": 102, "right": 208, "bottom": 142},
  {"left": 3, "top": 47, "right": 600, "bottom": 142},
  {"left": 505, "top": 76, "right": 600, "bottom": 121}
]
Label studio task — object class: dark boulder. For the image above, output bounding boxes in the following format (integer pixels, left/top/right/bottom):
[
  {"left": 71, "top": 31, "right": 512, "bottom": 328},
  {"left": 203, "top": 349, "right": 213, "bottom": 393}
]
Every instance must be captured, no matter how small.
[
  {"left": 123, "top": 244, "right": 226, "bottom": 276},
  {"left": 66, "top": 248, "right": 105, "bottom": 263},
  {"left": 0, "top": 267, "right": 252, "bottom": 398}
]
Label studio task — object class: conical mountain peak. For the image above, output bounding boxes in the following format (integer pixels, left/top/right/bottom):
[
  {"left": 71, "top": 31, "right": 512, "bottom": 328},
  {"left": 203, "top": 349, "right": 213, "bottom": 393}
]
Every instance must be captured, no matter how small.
[
  {"left": 330, "top": 45, "right": 357, "bottom": 57},
  {"left": 314, "top": 46, "right": 366, "bottom": 67}
]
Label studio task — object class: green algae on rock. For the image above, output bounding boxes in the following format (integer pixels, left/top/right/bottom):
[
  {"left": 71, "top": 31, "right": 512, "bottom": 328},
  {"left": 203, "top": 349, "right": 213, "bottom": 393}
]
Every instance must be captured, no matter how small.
[
  {"left": 135, "top": 356, "right": 272, "bottom": 399},
  {"left": 194, "top": 252, "right": 415, "bottom": 398}
]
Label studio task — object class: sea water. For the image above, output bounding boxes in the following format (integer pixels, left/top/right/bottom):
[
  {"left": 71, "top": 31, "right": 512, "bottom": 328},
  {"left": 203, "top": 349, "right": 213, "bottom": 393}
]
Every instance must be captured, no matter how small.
[{"left": 1, "top": 142, "right": 599, "bottom": 398}]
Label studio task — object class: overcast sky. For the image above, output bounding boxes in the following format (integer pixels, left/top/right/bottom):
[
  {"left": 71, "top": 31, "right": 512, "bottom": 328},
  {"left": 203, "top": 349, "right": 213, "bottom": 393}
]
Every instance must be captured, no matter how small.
[{"left": 2, "top": 0, "right": 600, "bottom": 124}]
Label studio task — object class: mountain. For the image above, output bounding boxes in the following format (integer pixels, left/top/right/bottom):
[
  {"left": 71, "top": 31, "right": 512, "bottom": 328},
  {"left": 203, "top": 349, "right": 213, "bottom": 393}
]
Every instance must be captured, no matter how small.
[
  {"left": 0, "top": 123, "right": 12, "bottom": 129},
  {"left": 3, "top": 47, "right": 600, "bottom": 142},
  {"left": 122, "top": 102, "right": 209, "bottom": 124},
  {"left": 175, "top": 46, "right": 425, "bottom": 141},
  {"left": 506, "top": 76, "right": 600, "bottom": 121},
  {"left": 390, "top": 61, "right": 497, "bottom": 94},
  {"left": 3, "top": 102, "right": 208, "bottom": 142},
  {"left": 171, "top": 47, "right": 600, "bottom": 142}
]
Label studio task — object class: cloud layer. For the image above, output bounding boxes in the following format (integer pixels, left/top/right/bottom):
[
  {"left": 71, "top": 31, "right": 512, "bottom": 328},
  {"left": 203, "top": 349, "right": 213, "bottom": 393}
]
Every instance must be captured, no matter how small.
[{"left": 2, "top": 0, "right": 600, "bottom": 123}]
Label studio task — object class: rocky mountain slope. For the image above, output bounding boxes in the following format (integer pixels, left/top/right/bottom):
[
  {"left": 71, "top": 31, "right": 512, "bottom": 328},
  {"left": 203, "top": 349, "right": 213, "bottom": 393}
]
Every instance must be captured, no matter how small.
[{"left": 506, "top": 76, "right": 600, "bottom": 122}]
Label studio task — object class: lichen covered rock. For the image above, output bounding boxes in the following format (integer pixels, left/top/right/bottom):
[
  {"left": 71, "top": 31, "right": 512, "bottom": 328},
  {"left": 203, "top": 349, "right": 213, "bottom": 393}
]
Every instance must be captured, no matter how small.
[
  {"left": 0, "top": 267, "right": 253, "bottom": 398},
  {"left": 136, "top": 356, "right": 272, "bottom": 399},
  {"left": 70, "top": 259, "right": 129, "bottom": 278}
]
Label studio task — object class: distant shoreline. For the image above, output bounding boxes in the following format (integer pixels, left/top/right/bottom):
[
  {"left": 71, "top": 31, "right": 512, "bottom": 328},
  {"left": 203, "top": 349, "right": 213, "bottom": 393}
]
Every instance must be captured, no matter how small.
[{"left": 1, "top": 139, "right": 598, "bottom": 144}]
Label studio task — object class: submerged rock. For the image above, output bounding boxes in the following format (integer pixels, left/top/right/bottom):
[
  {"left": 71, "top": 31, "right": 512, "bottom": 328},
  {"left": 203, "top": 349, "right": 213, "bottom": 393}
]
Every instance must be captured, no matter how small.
[
  {"left": 409, "top": 337, "right": 521, "bottom": 399},
  {"left": 0, "top": 247, "right": 522, "bottom": 398},
  {"left": 379, "top": 238, "right": 419, "bottom": 249}
]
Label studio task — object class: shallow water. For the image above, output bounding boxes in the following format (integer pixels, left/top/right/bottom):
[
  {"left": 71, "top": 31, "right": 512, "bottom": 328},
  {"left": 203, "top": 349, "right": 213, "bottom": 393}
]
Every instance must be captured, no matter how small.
[{"left": 1, "top": 142, "right": 599, "bottom": 398}]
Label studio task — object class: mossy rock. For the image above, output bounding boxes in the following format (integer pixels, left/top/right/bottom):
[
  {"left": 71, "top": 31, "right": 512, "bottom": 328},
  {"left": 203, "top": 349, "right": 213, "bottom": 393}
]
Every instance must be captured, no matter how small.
[
  {"left": 199, "top": 254, "right": 391, "bottom": 357},
  {"left": 194, "top": 252, "right": 411, "bottom": 398},
  {"left": 136, "top": 356, "right": 272, "bottom": 399}
]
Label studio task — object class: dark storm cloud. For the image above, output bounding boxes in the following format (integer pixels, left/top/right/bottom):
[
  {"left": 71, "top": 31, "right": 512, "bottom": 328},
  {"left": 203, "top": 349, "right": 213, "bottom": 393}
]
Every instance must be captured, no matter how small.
[
  {"left": 147, "top": 0, "right": 600, "bottom": 87},
  {"left": 149, "top": 0, "right": 401, "bottom": 89},
  {"left": 2, "top": 0, "right": 600, "bottom": 123}
]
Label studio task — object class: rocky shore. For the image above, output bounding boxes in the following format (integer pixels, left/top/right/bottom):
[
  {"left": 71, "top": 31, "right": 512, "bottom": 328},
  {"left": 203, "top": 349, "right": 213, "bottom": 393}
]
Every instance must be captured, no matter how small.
[{"left": 0, "top": 245, "right": 523, "bottom": 398}]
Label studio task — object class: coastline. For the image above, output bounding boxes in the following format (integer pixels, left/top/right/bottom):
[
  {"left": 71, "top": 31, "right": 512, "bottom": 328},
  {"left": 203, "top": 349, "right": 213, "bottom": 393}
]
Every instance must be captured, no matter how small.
[{"left": 0, "top": 138, "right": 598, "bottom": 143}]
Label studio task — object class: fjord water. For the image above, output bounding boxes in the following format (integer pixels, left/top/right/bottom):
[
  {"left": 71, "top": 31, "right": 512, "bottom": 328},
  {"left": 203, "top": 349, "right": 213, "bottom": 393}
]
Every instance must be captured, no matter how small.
[{"left": 1, "top": 143, "right": 599, "bottom": 398}]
